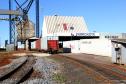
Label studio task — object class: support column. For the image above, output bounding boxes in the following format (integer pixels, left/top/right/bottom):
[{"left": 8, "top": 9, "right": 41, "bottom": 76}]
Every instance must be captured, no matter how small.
[
  {"left": 36, "top": 0, "right": 39, "bottom": 38},
  {"left": 25, "top": 40, "right": 29, "bottom": 50},
  {"left": 9, "top": 0, "right": 12, "bottom": 44}
]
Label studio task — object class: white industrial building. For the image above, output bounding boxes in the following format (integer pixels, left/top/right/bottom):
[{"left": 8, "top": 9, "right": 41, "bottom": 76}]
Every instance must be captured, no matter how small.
[
  {"left": 99, "top": 33, "right": 126, "bottom": 39},
  {"left": 41, "top": 16, "right": 99, "bottom": 50},
  {"left": 40, "top": 15, "right": 126, "bottom": 64}
]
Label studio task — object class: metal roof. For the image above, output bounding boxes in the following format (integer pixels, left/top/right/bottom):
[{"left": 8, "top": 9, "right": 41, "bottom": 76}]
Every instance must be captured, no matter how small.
[
  {"left": 112, "top": 39, "right": 126, "bottom": 44},
  {"left": 42, "top": 16, "right": 88, "bottom": 37}
]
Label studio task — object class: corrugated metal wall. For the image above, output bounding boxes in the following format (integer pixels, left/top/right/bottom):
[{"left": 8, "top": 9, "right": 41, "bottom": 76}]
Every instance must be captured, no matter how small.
[
  {"left": 48, "top": 40, "right": 59, "bottom": 50},
  {"left": 36, "top": 39, "right": 41, "bottom": 49},
  {"left": 79, "top": 39, "right": 112, "bottom": 56}
]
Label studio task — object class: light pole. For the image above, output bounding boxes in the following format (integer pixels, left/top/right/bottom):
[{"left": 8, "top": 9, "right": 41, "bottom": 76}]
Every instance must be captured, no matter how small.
[
  {"left": 70, "top": 26, "right": 74, "bottom": 52},
  {"left": 70, "top": 26, "right": 74, "bottom": 41},
  {"left": 53, "top": 15, "right": 58, "bottom": 35}
]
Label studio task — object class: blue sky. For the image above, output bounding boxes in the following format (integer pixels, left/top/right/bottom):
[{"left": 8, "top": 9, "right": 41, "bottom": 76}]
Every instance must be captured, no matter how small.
[{"left": 0, "top": 0, "right": 126, "bottom": 46}]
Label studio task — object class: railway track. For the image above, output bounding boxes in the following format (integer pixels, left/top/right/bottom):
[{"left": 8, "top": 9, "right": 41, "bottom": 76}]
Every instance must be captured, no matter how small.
[
  {"left": 0, "top": 56, "right": 35, "bottom": 84},
  {"left": 63, "top": 56, "right": 126, "bottom": 83}
]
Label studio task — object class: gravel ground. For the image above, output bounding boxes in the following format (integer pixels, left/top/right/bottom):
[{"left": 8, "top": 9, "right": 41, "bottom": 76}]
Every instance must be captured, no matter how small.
[
  {"left": 48, "top": 55, "right": 112, "bottom": 84},
  {"left": 61, "top": 53, "right": 126, "bottom": 83},
  {"left": 22, "top": 55, "right": 112, "bottom": 84},
  {"left": 1, "top": 53, "right": 125, "bottom": 84},
  {"left": 22, "top": 57, "right": 60, "bottom": 84}
]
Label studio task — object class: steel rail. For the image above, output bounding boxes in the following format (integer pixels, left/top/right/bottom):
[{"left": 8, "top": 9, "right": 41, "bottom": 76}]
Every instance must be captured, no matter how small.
[{"left": 0, "top": 56, "right": 35, "bottom": 84}]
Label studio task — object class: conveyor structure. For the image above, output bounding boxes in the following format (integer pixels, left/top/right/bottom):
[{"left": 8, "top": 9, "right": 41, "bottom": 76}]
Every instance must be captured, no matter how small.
[{"left": 0, "top": 0, "right": 40, "bottom": 50}]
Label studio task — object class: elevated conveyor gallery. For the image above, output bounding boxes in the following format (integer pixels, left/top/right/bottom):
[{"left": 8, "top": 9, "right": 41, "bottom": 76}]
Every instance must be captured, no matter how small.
[{"left": 59, "top": 36, "right": 99, "bottom": 41}]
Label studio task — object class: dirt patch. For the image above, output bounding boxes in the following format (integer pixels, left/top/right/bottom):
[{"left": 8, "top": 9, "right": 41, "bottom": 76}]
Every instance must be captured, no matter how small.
[
  {"left": 0, "top": 59, "right": 11, "bottom": 67},
  {"left": 0, "top": 51, "right": 28, "bottom": 67},
  {"left": 0, "top": 51, "right": 42, "bottom": 67},
  {"left": 0, "top": 53, "right": 13, "bottom": 67}
]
